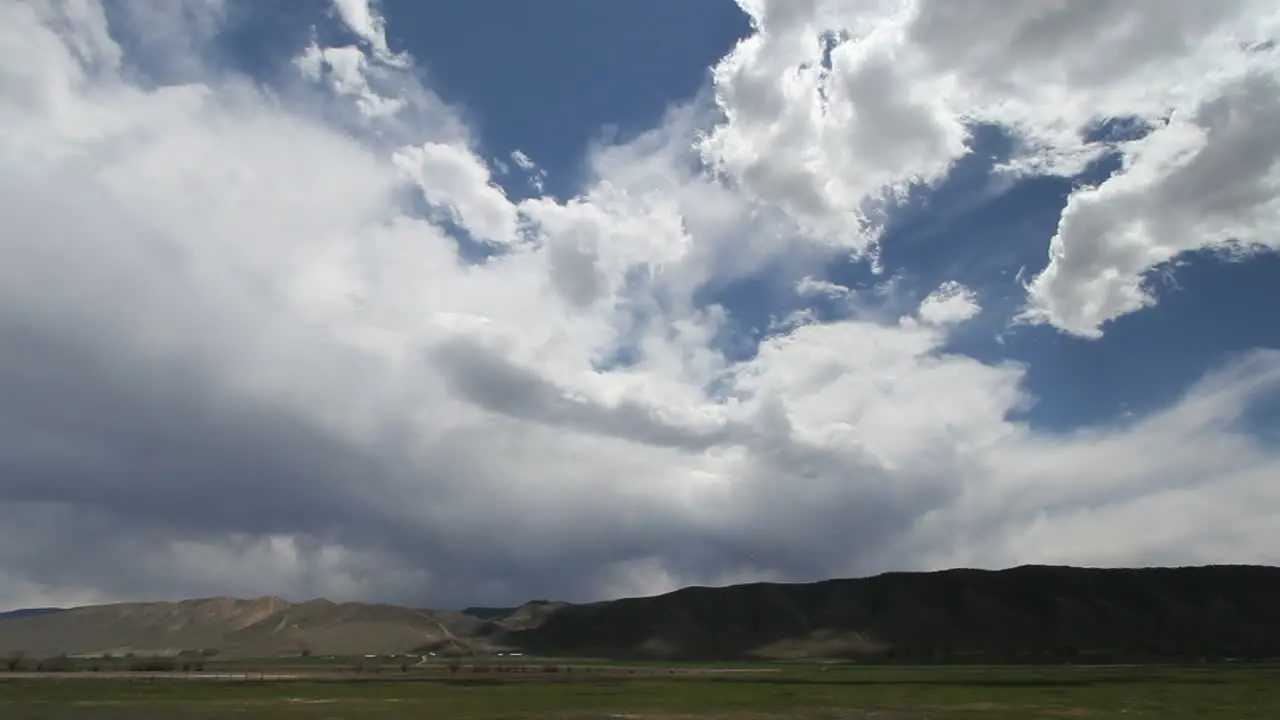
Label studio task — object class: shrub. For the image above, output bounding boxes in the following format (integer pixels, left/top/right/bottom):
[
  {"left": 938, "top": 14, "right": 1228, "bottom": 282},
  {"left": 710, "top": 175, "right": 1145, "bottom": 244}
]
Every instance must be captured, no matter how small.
[
  {"left": 129, "top": 657, "right": 178, "bottom": 672},
  {"left": 36, "top": 655, "right": 76, "bottom": 672}
]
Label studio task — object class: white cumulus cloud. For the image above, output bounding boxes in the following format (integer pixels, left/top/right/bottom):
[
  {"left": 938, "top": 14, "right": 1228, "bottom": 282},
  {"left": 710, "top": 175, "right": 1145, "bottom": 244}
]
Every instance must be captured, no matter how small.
[
  {"left": 704, "top": 0, "right": 1280, "bottom": 334},
  {"left": 916, "top": 281, "right": 981, "bottom": 327}
]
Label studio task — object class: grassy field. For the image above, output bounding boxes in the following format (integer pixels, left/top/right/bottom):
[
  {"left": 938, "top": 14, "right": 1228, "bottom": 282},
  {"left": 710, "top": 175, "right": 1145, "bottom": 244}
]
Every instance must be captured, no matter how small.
[{"left": 1, "top": 663, "right": 1277, "bottom": 719}]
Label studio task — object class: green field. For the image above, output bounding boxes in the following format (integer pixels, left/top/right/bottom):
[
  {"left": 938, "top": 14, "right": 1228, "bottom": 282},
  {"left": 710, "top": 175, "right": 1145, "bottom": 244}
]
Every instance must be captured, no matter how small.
[{"left": 2, "top": 663, "right": 1277, "bottom": 719}]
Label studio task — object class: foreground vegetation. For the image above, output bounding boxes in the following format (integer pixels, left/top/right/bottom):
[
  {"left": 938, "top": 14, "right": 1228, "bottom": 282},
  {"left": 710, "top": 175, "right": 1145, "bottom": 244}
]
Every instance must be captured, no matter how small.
[{"left": 1, "top": 662, "right": 1278, "bottom": 719}]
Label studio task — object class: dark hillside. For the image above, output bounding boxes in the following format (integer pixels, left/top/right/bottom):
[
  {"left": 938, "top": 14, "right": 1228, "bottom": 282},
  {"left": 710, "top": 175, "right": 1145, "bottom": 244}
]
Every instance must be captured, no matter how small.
[{"left": 506, "top": 565, "right": 1280, "bottom": 662}]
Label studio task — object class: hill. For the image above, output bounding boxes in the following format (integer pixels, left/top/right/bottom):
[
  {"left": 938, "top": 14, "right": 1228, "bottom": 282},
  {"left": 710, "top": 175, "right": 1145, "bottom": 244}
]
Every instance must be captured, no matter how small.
[
  {"left": 3, "top": 565, "right": 1279, "bottom": 661},
  {"left": 507, "top": 565, "right": 1280, "bottom": 662},
  {"left": 0, "top": 608, "right": 63, "bottom": 620},
  {"left": 459, "top": 600, "right": 566, "bottom": 625},
  {"left": 0, "top": 596, "right": 490, "bottom": 658}
]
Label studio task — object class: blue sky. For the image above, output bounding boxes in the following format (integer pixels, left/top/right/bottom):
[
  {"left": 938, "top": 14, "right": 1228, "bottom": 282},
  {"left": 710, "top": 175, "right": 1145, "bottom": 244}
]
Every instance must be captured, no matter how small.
[{"left": 1, "top": 0, "right": 1278, "bottom": 610}]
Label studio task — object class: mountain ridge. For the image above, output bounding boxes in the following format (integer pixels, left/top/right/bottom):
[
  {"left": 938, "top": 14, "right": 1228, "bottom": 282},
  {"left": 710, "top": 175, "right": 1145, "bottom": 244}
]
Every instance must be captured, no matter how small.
[
  {"left": 507, "top": 564, "right": 1280, "bottom": 661},
  {"left": 3, "top": 564, "right": 1279, "bottom": 662}
]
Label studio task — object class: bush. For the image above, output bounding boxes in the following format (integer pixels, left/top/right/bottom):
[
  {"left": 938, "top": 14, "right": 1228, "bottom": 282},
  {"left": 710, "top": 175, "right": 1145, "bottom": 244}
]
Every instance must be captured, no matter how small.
[
  {"left": 129, "top": 657, "right": 178, "bottom": 672},
  {"left": 36, "top": 655, "right": 76, "bottom": 672}
]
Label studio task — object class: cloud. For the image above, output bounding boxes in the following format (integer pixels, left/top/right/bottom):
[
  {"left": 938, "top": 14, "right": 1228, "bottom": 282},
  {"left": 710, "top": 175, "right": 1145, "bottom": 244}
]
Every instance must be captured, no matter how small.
[
  {"left": 331, "top": 0, "right": 407, "bottom": 67},
  {"left": 1024, "top": 72, "right": 1280, "bottom": 336},
  {"left": 915, "top": 281, "right": 981, "bottom": 327},
  {"left": 509, "top": 149, "right": 547, "bottom": 192},
  {"left": 795, "top": 276, "right": 850, "bottom": 299},
  {"left": 394, "top": 141, "right": 521, "bottom": 243},
  {"left": 510, "top": 149, "right": 536, "bottom": 171},
  {"left": 295, "top": 41, "right": 406, "bottom": 119},
  {"left": 703, "top": 0, "right": 1280, "bottom": 333},
  {"left": 0, "top": 0, "right": 1277, "bottom": 612}
]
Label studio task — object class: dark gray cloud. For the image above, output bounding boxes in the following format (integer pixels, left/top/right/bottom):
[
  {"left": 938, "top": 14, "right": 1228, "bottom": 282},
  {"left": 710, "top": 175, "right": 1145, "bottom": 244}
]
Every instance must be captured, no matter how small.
[{"left": 432, "top": 337, "right": 732, "bottom": 452}]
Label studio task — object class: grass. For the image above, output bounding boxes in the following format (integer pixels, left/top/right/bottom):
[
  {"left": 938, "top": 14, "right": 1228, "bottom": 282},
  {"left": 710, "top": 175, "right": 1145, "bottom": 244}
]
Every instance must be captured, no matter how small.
[{"left": 1, "top": 663, "right": 1277, "bottom": 719}]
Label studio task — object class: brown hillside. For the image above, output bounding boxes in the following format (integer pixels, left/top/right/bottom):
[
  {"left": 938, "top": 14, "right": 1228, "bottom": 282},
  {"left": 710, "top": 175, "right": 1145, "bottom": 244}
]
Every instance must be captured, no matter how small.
[{"left": 0, "top": 597, "right": 485, "bottom": 658}]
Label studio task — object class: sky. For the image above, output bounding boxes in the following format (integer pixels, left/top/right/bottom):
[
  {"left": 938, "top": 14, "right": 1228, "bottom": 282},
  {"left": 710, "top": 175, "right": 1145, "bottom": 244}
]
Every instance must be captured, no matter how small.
[{"left": 1, "top": 0, "right": 1278, "bottom": 612}]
